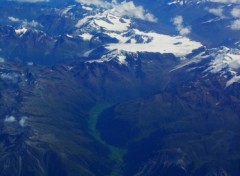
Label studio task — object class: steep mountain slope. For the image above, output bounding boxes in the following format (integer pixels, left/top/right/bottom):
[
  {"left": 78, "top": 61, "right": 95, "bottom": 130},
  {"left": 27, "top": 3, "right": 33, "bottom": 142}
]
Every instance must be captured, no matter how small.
[
  {"left": 0, "top": 52, "right": 180, "bottom": 175},
  {"left": 97, "top": 51, "right": 240, "bottom": 176},
  {"left": 0, "top": 1, "right": 203, "bottom": 65},
  {"left": 0, "top": 0, "right": 240, "bottom": 176},
  {"left": 0, "top": 60, "right": 114, "bottom": 176}
]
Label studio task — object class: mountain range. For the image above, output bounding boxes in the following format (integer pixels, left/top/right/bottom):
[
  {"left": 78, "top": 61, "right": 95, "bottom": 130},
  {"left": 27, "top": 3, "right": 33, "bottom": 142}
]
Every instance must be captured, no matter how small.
[{"left": 0, "top": 0, "right": 240, "bottom": 176}]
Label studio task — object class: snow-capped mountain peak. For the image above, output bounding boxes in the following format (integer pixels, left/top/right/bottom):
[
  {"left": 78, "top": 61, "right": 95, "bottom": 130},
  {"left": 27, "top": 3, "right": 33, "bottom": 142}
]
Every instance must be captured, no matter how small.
[
  {"left": 205, "top": 47, "right": 240, "bottom": 86},
  {"left": 75, "top": 12, "right": 131, "bottom": 33},
  {"left": 73, "top": 5, "right": 202, "bottom": 64},
  {"left": 87, "top": 49, "right": 130, "bottom": 65},
  {"left": 168, "top": 0, "right": 240, "bottom": 5},
  {"left": 205, "top": 47, "right": 240, "bottom": 73},
  {"left": 15, "top": 27, "right": 28, "bottom": 36}
]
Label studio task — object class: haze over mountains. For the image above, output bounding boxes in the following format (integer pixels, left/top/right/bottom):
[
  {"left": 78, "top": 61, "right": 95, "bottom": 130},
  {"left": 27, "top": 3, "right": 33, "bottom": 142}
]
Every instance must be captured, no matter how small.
[{"left": 0, "top": 0, "right": 240, "bottom": 176}]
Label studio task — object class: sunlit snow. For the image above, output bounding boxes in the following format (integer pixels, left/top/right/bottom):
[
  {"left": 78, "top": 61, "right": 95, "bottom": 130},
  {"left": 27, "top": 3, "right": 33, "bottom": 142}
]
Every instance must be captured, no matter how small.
[{"left": 107, "top": 30, "right": 202, "bottom": 57}]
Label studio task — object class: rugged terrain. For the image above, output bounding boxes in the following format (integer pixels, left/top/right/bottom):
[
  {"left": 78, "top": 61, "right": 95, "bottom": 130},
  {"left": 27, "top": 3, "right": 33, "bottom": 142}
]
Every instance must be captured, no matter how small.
[{"left": 0, "top": 0, "right": 240, "bottom": 176}]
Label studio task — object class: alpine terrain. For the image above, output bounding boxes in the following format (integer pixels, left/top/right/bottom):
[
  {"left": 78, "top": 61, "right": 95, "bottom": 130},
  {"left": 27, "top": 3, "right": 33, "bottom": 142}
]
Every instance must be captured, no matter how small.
[{"left": 0, "top": 0, "right": 240, "bottom": 176}]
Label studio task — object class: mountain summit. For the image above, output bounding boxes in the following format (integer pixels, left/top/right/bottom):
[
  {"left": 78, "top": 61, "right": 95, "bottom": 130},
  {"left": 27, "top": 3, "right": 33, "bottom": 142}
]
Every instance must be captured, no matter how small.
[{"left": 0, "top": 1, "right": 240, "bottom": 176}]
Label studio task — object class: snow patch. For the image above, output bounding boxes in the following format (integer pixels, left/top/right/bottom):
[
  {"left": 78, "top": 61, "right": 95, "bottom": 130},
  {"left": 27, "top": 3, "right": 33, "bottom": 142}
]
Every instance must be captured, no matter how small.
[
  {"left": 82, "top": 6, "right": 93, "bottom": 11},
  {"left": 107, "top": 30, "right": 202, "bottom": 57},
  {"left": 62, "top": 5, "right": 75, "bottom": 14},
  {"left": 76, "top": 11, "right": 131, "bottom": 32},
  {"left": 15, "top": 28, "right": 28, "bottom": 35},
  {"left": 76, "top": 16, "right": 92, "bottom": 28},
  {"left": 94, "top": 13, "right": 130, "bottom": 32},
  {"left": 204, "top": 47, "right": 240, "bottom": 86},
  {"left": 88, "top": 50, "right": 128, "bottom": 64},
  {"left": 79, "top": 33, "right": 93, "bottom": 40},
  {"left": 206, "top": 47, "right": 240, "bottom": 74},
  {"left": 226, "top": 75, "right": 240, "bottom": 87}
]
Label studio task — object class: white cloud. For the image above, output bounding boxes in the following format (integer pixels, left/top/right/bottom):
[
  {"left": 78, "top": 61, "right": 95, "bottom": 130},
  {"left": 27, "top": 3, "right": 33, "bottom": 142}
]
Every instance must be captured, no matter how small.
[
  {"left": 9, "top": 0, "right": 49, "bottom": 2},
  {"left": 75, "top": 0, "right": 157, "bottom": 22},
  {"left": 1, "top": 73, "right": 19, "bottom": 81},
  {"left": 208, "top": 8, "right": 224, "bottom": 18},
  {"left": 22, "top": 20, "right": 39, "bottom": 27},
  {"left": 4, "top": 115, "right": 28, "bottom": 126},
  {"left": 4, "top": 116, "right": 16, "bottom": 123},
  {"left": 111, "top": 1, "right": 157, "bottom": 22},
  {"left": 19, "top": 116, "right": 28, "bottom": 127},
  {"left": 0, "top": 57, "right": 5, "bottom": 63},
  {"left": 230, "top": 19, "right": 240, "bottom": 30},
  {"left": 173, "top": 15, "right": 183, "bottom": 26},
  {"left": 8, "top": 16, "right": 40, "bottom": 28},
  {"left": 75, "top": 0, "right": 111, "bottom": 7},
  {"left": 27, "top": 62, "right": 34, "bottom": 66},
  {"left": 179, "top": 27, "right": 191, "bottom": 36},
  {"left": 172, "top": 16, "right": 191, "bottom": 36},
  {"left": 8, "top": 16, "right": 20, "bottom": 22},
  {"left": 210, "top": 0, "right": 240, "bottom": 3},
  {"left": 231, "top": 8, "right": 240, "bottom": 18}
]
